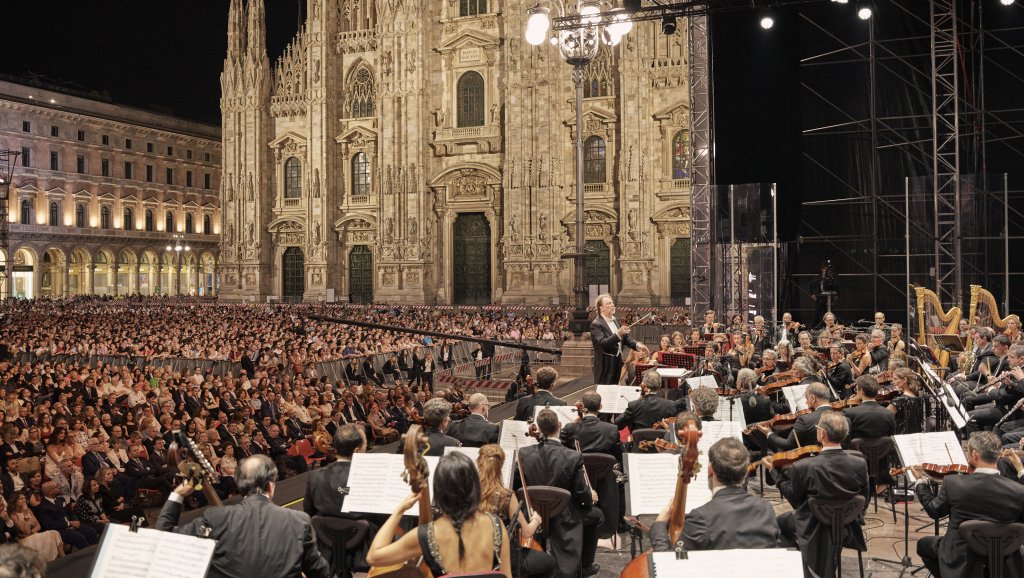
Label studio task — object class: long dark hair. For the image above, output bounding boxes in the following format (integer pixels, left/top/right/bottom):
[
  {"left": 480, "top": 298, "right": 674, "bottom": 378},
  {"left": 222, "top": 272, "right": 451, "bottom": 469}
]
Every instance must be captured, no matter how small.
[{"left": 432, "top": 452, "right": 481, "bottom": 560}]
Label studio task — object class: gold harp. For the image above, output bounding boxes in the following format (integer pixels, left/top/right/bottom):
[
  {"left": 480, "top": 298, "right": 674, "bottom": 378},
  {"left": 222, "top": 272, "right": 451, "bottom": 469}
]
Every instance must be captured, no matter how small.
[
  {"left": 914, "top": 285, "right": 962, "bottom": 368},
  {"left": 966, "top": 285, "right": 1014, "bottom": 350}
]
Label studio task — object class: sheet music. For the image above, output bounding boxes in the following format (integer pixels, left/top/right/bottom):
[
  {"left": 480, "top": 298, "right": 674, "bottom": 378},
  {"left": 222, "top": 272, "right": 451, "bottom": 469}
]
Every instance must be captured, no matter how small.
[
  {"left": 341, "top": 453, "right": 440, "bottom": 515},
  {"left": 782, "top": 384, "right": 811, "bottom": 412},
  {"left": 940, "top": 380, "right": 969, "bottom": 429},
  {"left": 892, "top": 431, "right": 967, "bottom": 483},
  {"left": 711, "top": 398, "right": 747, "bottom": 429},
  {"left": 659, "top": 368, "right": 693, "bottom": 379},
  {"left": 698, "top": 420, "right": 744, "bottom": 452},
  {"left": 650, "top": 549, "right": 803, "bottom": 577},
  {"left": 89, "top": 523, "right": 216, "bottom": 578},
  {"left": 499, "top": 419, "right": 538, "bottom": 456},
  {"left": 445, "top": 446, "right": 515, "bottom": 488},
  {"left": 624, "top": 452, "right": 714, "bottom": 516},
  {"left": 595, "top": 384, "right": 643, "bottom": 414},
  {"left": 685, "top": 375, "right": 718, "bottom": 389},
  {"left": 533, "top": 405, "right": 580, "bottom": 427}
]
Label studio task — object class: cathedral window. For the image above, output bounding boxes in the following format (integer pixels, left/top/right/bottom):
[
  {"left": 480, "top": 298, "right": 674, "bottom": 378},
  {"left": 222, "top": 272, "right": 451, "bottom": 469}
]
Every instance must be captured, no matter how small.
[
  {"left": 347, "top": 69, "right": 376, "bottom": 118},
  {"left": 583, "top": 46, "right": 613, "bottom": 98},
  {"left": 284, "top": 157, "right": 302, "bottom": 199},
  {"left": 457, "top": 71, "right": 485, "bottom": 128},
  {"left": 583, "top": 136, "right": 606, "bottom": 183},
  {"left": 351, "top": 153, "right": 371, "bottom": 197},
  {"left": 672, "top": 130, "right": 690, "bottom": 180},
  {"left": 460, "top": 0, "right": 487, "bottom": 16}
]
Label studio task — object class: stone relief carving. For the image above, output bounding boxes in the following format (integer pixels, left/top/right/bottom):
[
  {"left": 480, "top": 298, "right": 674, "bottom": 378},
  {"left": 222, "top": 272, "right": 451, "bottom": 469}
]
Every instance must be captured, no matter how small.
[
  {"left": 407, "top": 217, "right": 417, "bottom": 238},
  {"left": 538, "top": 213, "right": 548, "bottom": 241},
  {"left": 452, "top": 172, "right": 487, "bottom": 198}
]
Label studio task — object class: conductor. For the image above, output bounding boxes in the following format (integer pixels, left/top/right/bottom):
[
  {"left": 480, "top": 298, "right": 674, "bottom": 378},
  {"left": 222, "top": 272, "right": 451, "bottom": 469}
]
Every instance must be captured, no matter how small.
[{"left": 590, "top": 294, "right": 648, "bottom": 385}]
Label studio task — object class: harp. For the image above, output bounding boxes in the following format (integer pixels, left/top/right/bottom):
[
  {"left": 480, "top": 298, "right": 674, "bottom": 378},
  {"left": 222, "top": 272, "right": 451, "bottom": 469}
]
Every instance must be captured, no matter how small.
[
  {"left": 914, "top": 285, "right": 962, "bottom": 368},
  {"left": 966, "top": 285, "right": 1015, "bottom": 349}
]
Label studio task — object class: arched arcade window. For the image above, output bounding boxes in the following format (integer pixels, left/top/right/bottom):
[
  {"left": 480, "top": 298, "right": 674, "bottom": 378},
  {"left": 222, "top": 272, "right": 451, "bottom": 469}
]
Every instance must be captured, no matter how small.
[
  {"left": 583, "top": 136, "right": 606, "bottom": 183},
  {"left": 351, "top": 153, "right": 370, "bottom": 197},
  {"left": 671, "top": 130, "right": 690, "bottom": 180},
  {"left": 284, "top": 157, "right": 302, "bottom": 199},
  {"left": 457, "top": 71, "right": 485, "bottom": 128}
]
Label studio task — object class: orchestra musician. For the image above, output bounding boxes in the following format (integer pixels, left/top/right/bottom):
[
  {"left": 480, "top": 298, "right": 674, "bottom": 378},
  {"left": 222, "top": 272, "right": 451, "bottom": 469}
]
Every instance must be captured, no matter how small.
[
  {"left": 654, "top": 335, "right": 673, "bottom": 361},
  {"left": 157, "top": 455, "right": 330, "bottom": 578},
  {"left": 616, "top": 370, "right": 678, "bottom": 432},
  {"left": 686, "top": 328, "right": 703, "bottom": 346},
  {"left": 669, "top": 331, "right": 686, "bottom": 352},
  {"left": 790, "top": 358, "right": 818, "bottom": 388},
  {"left": 795, "top": 331, "right": 824, "bottom": 370},
  {"left": 826, "top": 345, "right": 855, "bottom": 399},
  {"left": 755, "top": 350, "right": 780, "bottom": 386},
  {"left": 700, "top": 309, "right": 724, "bottom": 336},
  {"left": 514, "top": 409, "right": 602, "bottom": 578},
  {"left": 447, "top": 393, "right": 500, "bottom": 448},
  {"left": 849, "top": 333, "right": 870, "bottom": 378},
  {"left": 514, "top": 366, "right": 567, "bottom": 421},
  {"left": 751, "top": 315, "right": 773, "bottom": 354},
  {"left": 737, "top": 368, "right": 775, "bottom": 426},
  {"left": 688, "top": 387, "right": 720, "bottom": 422},
  {"left": 590, "top": 295, "right": 649, "bottom": 385},
  {"left": 820, "top": 312, "right": 844, "bottom": 341},
  {"left": 396, "top": 398, "right": 461, "bottom": 457},
  {"left": 953, "top": 328, "right": 998, "bottom": 396},
  {"left": 887, "top": 367, "right": 924, "bottom": 435},
  {"left": 650, "top": 437, "right": 779, "bottom": 552},
  {"left": 702, "top": 342, "right": 730, "bottom": 385},
  {"left": 775, "top": 340, "right": 793, "bottom": 372},
  {"left": 366, "top": 452, "right": 512, "bottom": 577},
  {"left": 843, "top": 375, "right": 896, "bottom": 439},
  {"left": 872, "top": 311, "right": 890, "bottom": 341},
  {"left": 559, "top": 392, "right": 622, "bottom": 464},
  {"left": 964, "top": 341, "right": 1024, "bottom": 436},
  {"left": 914, "top": 432, "right": 1024, "bottom": 578},
  {"left": 765, "top": 411, "right": 869, "bottom": 578},
  {"left": 887, "top": 323, "right": 907, "bottom": 357},
  {"left": 856, "top": 330, "right": 890, "bottom": 377},
  {"left": 777, "top": 312, "right": 800, "bottom": 345},
  {"left": 1006, "top": 315, "right": 1023, "bottom": 343},
  {"left": 731, "top": 332, "right": 756, "bottom": 371},
  {"left": 756, "top": 382, "right": 833, "bottom": 452},
  {"left": 728, "top": 313, "right": 745, "bottom": 334}
]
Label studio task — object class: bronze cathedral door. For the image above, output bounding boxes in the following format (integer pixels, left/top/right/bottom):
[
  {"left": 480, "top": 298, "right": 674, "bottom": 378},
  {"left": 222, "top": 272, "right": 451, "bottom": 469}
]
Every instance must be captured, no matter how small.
[{"left": 453, "top": 213, "right": 491, "bottom": 305}]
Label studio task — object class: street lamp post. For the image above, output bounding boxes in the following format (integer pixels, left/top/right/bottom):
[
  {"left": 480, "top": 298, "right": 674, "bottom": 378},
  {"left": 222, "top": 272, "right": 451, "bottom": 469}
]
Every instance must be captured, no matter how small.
[
  {"left": 165, "top": 234, "right": 190, "bottom": 296},
  {"left": 524, "top": 1, "right": 632, "bottom": 336}
]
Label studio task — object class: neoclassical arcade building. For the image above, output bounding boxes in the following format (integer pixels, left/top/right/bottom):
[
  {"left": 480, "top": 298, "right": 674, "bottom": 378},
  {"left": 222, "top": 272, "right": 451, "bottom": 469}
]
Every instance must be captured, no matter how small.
[
  {"left": 0, "top": 78, "right": 221, "bottom": 299},
  {"left": 220, "top": 0, "right": 693, "bottom": 305}
]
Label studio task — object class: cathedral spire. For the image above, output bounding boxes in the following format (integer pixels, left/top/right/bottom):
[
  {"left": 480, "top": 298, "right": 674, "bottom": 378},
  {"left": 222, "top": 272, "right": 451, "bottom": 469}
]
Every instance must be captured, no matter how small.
[
  {"left": 227, "top": 0, "right": 245, "bottom": 61},
  {"left": 246, "top": 0, "right": 267, "bottom": 62}
]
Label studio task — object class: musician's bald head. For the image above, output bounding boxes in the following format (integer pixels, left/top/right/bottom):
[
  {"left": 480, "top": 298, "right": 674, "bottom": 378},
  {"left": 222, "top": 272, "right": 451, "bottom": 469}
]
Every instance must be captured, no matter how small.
[{"left": 237, "top": 454, "right": 278, "bottom": 497}]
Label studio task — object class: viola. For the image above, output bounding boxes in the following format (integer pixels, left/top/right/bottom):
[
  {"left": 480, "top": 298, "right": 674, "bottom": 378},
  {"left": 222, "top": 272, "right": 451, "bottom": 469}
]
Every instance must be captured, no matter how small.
[
  {"left": 638, "top": 438, "right": 678, "bottom": 453},
  {"left": 755, "top": 376, "right": 800, "bottom": 395},
  {"left": 829, "top": 398, "right": 861, "bottom": 410},
  {"left": 758, "top": 445, "right": 822, "bottom": 471},
  {"left": 742, "top": 407, "right": 813, "bottom": 435},
  {"left": 575, "top": 401, "right": 585, "bottom": 421},
  {"left": 889, "top": 463, "right": 972, "bottom": 480}
]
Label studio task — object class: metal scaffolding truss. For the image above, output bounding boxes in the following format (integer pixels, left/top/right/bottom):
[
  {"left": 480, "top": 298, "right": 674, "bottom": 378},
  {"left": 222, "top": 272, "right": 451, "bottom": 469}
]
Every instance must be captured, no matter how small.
[
  {"left": 688, "top": 13, "right": 714, "bottom": 315},
  {"left": 795, "top": 0, "right": 1024, "bottom": 321}
]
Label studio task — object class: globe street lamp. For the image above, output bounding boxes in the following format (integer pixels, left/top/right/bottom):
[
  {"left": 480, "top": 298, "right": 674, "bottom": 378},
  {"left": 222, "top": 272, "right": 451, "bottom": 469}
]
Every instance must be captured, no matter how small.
[
  {"left": 165, "top": 234, "right": 190, "bottom": 295},
  {"left": 524, "top": 1, "right": 632, "bottom": 335}
]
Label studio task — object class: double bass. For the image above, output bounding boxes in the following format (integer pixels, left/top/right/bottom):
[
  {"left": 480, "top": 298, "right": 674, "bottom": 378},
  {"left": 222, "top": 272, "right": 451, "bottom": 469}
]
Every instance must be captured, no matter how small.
[
  {"left": 619, "top": 417, "right": 702, "bottom": 577},
  {"left": 367, "top": 425, "right": 434, "bottom": 578}
]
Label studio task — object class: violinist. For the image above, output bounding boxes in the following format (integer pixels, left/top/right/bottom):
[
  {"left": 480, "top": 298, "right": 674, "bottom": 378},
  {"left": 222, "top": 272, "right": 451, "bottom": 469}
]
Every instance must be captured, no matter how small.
[
  {"left": 751, "top": 315, "right": 772, "bottom": 354},
  {"left": 776, "top": 312, "right": 799, "bottom": 344},
  {"left": 616, "top": 370, "right": 678, "bottom": 432},
  {"left": 514, "top": 367, "right": 567, "bottom": 422},
  {"left": 755, "top": 382, "right": 832, "bottom": 452},
  {"left": 559, "top": 392, "right": 621, "bottom": 464},
  {"left": 872, "top": 311, "right": 890, "bottom": 340},
  {"left": 700, "top": 309, "right": 723, "bottom": 337},
  {"left": 736, "top": 368, "right": 774, "bottom": 427},
  {"left": 685, "top": 328, "right": 702, "bottom": 347},
  {"left": 887, "top": 323, "right": 906, "bottom": 356},
  {"left": 304, "top": 424, "right": 366, "bottom": 519},
  {"left": 514, "top": 409, "right": 602, "bottom": 578},
  {"left": 730, "top": 332, "right": 755, "bottom": 372},
  {"left": 820, "top": 312, "right": 844, "bottom": 341},
  {"left": 848, "top": 333, "right": 870, "bottom": 378},
  {"left": 395, "top": 399, "right": 461, "bottom": 457},
  {"left": 825, "top": 345, "right": 855, "bottom": 399},
  {"left": 775, "top": 340, "right": 794, "bottom": 372},
  {"left": 688, "top": 387, "right": 720, "bottom": 422},
  {"left": 366, "top": 452, "right": 512, "bottom": 578},
  {"left": 842, "top": 375, "right": 896, "bottom": 439},
  {"left": 862, "top": 329, "right": 891, "bottom": 376},
  {"left": 765, "top": 411, "right": 869, "bottom": 578},
  {"left": 650, "top": 437, "right": 779, "bottom": 551},
  {"left": 914, "top": 431, "right": 1024, "bottom": 578},
  {"left": 790, "top": 358, "right": 818, "bottom": 388},
  {"left": 701, "top": 343, "right": 729, "bottom": 385},
  {"left": 887, "top": 367, "right": 924, "bottom": 435},
  {"left": 447, "top": 393, "right": 499, "bottom": 448}
]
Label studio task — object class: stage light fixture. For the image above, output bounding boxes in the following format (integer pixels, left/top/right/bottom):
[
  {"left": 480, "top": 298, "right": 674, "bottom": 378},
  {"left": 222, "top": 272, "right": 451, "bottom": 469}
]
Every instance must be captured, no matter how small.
[
  {"left": 1000, "top": 0, "right": 1014, "bottom": 6},
  {"left": 623, "top": 0, "right": 642, "bottom": 13},
  {"left": 832, "top": 0, "right": 849, "bottom": 3},
  {"left": 857, "top": 3, "right": 873, "bottom": 19},
  {"left": 661, "top": 15, "right": 677, "bottom": 35},
  {"left": 760, "top": 13, "right": 775, "bottom": 29}
]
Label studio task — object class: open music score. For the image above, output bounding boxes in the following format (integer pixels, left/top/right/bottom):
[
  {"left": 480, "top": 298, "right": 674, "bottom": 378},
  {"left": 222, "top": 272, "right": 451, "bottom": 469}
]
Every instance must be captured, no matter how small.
[
  {"left": 499, "top": 419, "right": 539, "bottom": 462},
  {"left": 532, "top": 405, "right": 581, "bottom": 427},
  {"left": 624, "top": 422, "right": 742, "bottom": 515},
  {"left": 920, "top": 362, "right": 969, "bottom": 429},
  {"left": 444, "top": 446, "right": 515, "bottom": 488},
  {"left": 595, "top": 384, "right": 642, "bottom": 414},
  {"left": 892, "top": 431, "right": 968, "bottom": 484},
  {"left": 342, "top": 453, "right": 441, "bottom": 515},
  {"left": 88, "top": 522, "right": 216, "bottom": 578},
  {"left": 650, "top": 550, "right": 803, "bottom": 577},
  {"left": 701, "top": 417, "right": 745, "bottom": 443},
  {"left": 781, "top": 383, "right": 811, "bottom": 413}
]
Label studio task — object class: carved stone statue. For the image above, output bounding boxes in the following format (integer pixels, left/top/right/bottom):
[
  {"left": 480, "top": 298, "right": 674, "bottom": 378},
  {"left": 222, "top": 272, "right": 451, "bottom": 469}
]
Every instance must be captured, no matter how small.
[
  {"left": 538, "top": 213, "right": 548, "bottom": 241},
  {"left": 313, "top": 169, "right": 321, "bottom": 198},
  {"left": 431, "top": 108, "right": 445, "bottom": 128},
  {"left": 384, "top": 217, "right": 394, "bottom": 240},
  {"left": 407, "top": 217, "right": 418, "bottom": 238},
  {"left": 247, "top": 222, "right": 255, "bottom": 245},
  {"left": 508, "top": 213, "right": 519, "bottom": 241},
  {"left": 312, "top": 222, "right": 322, "bottom": 246}
]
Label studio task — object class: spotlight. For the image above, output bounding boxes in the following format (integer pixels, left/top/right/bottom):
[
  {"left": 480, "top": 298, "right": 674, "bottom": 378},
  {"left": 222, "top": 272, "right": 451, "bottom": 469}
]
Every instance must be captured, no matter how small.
[
  {"left": 831, "top": 0, "right": 849, "bottom": 4},
  {"left": 623, "top": 0, "right": 642, "bottom": 13},
  {"left": 760, "top": 14, "right": 775, "bottom": 29},
  {"left": 1000, "top": 0, "right": 1013, "bottom": 6},
  {"left": 857, "top": 3, "right": 873, "bottom": 19},
  {"left": 661, "top": 15, "right": 677, "bottom": 35}
]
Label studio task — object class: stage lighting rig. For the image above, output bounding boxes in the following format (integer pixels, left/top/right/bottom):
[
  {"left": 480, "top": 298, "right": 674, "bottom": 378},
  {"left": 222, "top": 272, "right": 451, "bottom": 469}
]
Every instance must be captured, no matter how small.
[{"left": 857, "top": 2, "right": 872, "bottom": 19}]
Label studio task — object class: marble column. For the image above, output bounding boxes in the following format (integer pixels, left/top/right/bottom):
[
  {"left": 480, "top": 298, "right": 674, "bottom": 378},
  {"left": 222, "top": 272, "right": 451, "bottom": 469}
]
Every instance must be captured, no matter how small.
[
  {"left": 111, "top": 265, "right": 119, "bottom": 296},
  {"left": 62, "top": 262, "right": 71, "bottom": 298},
  {"left": 87, "top": 264, "right": 96, "bottom": 295}
]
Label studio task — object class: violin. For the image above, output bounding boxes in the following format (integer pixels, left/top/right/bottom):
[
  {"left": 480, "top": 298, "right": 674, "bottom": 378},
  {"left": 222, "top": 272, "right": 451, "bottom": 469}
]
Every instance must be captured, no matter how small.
[
  {"left": 638, "top": 438, "right": 678, "bottom": 453},
  {"left": 752, "top": 445, "right": 822, "bottom": 473},
  {"left": 742, "top": 407, "right": 813, "bottom": 435},
  {"left": 619, "top": 418, "right": 702, "bottom": 578},
  {"left": 889, "top": 463, "right": 972, "bottom": 480},
  {"left": 575, "top": 401, "right": 585, "bottom": 421},
  {"left": 754, "top": 376, "right": 800, "bottom": 396},
  {"left": 367, "top": 425, "right": 434, "bottom": 578}
]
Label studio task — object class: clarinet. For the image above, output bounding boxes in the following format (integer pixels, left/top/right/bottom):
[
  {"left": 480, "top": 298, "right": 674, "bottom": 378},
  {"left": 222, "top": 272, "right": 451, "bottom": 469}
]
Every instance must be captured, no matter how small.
[{"left": 995, "top": 397, "right": 1024, "bottom": 429}]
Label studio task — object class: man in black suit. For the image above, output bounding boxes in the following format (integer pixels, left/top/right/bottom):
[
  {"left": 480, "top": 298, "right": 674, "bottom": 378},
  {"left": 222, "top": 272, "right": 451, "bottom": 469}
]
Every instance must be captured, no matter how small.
[
  {"left": 915, "top": 431, "right": 1024, "bottom": 578},
  {"left": 756, "top": 382, "right": 833, "bottom": 452},
  {"left": 447, "top": 393, "right": 499, "bottom": 448},
  {"left": 650, "top": 437, "right": 779, "bottom": 551},
  {"left": 766, "top": 411, "right": 869, "bottom": 578},
  {"left": 590, "top": 294, "right": 648, "bottom": 385},
  {"left": 616, "top": 370, "right": 677, "bottom": 432},
  {"left": 158, "top": 454, "right": 330, "bottom": 578},
  {"left": 32, "top": 481, "right": 99, "bottom": 550},
  {"left": 514, "top": 366, "right": 567, "bottom": 421},
  {"left": 396, "top": 398, "right": 461, "bottom": 457},
  {"left": 843, "top": 375, "right": 896, "bottom": 439},
  {"left": 438, "top": 339, "right": 455, "bottom": 370},
  {"left": 965, "top": 339, "right": 1024, "bottom": 435},
  {"left": 124, "top": 444, "right": 172, "bottom": 498},
  {"left": 515, "top": 409, "right": 602, "bottom": 578},
  {"left": 560, "top": 392, "right": 622, "bottom": 463},
  {"left": 266, "top": 424, "right": 307, "bottom": 476}
]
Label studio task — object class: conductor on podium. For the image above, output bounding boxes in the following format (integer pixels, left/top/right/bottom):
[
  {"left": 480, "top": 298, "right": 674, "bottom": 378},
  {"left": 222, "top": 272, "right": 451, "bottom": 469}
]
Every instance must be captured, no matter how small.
[{"left": 590, "top": 294, "right": 648, "bottom": 385}]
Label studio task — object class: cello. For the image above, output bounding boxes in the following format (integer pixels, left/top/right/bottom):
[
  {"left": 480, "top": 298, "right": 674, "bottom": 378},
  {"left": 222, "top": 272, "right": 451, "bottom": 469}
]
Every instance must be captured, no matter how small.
[
  {"left": 367, "top": 424, "right": 434, "bottom": 578},
  {"left": 619, "top": 417, "right": 703, "bottom": 578}
]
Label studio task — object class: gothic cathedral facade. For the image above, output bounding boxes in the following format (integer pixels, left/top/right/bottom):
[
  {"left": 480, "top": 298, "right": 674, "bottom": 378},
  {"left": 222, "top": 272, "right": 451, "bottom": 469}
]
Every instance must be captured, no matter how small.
[{"left": 218, "top": 0, "right": 692, "bottom": 305}]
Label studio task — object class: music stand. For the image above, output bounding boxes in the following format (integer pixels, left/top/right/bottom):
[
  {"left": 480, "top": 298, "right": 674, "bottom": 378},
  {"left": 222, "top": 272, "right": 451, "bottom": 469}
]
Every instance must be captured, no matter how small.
[
  {"left": 932, "top": 334, "right": 967, "bottom": 355},
  {"left": 820, "top": 290, "right": 838, "bottom": 314}
]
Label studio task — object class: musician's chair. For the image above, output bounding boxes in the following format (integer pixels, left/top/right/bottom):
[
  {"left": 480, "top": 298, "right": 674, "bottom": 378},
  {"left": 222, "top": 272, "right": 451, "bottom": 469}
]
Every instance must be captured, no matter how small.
[
  {"left": 960, "top": 520, "right": 1024, "bottom": 578},
  {"left": 807, "top": 494, "right": 866, "bottom": 578},
  {"left": 517, "top": 486, "right": 570, "bottom": 553},
  {"left": 582, "top": 453, "right": 619, "bottom": 542},
  {"left": 850, "top": 437, "right": 896, "bottom": 518},
  {"left": 630, "top": 429, "right": 663, "bottom": 453},
  {"left": 311, "top": 516, "right": 371, "bottom": 578}
]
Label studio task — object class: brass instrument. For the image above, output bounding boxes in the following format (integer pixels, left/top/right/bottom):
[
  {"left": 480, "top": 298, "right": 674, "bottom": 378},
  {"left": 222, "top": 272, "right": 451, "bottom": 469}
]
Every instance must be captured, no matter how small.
[
  {"left": 312, "top": 430, "right": 337, "bottom": 460},
  {"left": 957, "top": 349, "right": 976, "bottom": 376}
]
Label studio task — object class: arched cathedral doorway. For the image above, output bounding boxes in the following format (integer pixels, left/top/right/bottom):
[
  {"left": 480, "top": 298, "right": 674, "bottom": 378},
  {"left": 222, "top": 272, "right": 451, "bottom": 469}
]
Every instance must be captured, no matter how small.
[
  {"left": 453, "top": 213, "right": 491, "bottom": 305},
  {"left": 282, "top": 247, "right": 305, "bottom": 303},
  {"left": 348, "top": 245, "right": 373, "bottom": 304}
]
